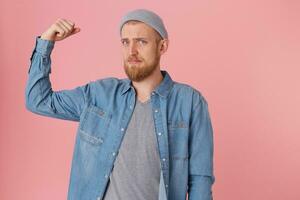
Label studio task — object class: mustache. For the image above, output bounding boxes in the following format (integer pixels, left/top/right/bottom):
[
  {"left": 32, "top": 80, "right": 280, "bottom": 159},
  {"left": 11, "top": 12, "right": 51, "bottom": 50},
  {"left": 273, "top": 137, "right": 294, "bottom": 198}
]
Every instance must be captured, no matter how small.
[{"left": 127, "top": 57, "right": 142, "bottom": 62}]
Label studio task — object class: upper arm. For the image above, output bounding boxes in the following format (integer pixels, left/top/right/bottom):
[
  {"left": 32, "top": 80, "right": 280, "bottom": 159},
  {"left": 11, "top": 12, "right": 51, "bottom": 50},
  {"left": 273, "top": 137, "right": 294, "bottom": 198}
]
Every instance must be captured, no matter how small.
[{"left": 26, "top": 82, "right": 90, "bottom": 122}]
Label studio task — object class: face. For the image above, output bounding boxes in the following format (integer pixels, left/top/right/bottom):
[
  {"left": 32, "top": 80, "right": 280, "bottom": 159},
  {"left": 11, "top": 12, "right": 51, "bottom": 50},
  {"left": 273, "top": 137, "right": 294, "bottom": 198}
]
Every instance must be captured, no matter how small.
[{"left": 121, "top": 21, "right": 165, "bottom": 82}]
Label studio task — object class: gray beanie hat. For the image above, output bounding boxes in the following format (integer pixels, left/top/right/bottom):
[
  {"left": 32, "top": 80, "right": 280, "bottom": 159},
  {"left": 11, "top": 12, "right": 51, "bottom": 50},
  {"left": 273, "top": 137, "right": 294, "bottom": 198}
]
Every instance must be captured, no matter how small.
[{"left": 119, "top": 9, "right": 168, "bottom": 39}]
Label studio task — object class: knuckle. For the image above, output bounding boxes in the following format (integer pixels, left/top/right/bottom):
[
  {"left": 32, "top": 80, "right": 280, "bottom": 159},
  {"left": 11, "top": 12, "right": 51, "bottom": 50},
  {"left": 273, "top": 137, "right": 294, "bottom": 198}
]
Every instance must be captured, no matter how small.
[{"left": 68, "top": 20, "right": 75, "bottom": 26}]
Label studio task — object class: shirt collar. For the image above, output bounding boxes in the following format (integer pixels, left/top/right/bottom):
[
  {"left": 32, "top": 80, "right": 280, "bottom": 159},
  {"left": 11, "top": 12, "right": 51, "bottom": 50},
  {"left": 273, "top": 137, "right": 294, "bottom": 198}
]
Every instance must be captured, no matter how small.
[{"left": 121, "top": 70, "right": 174, "bottom": 98}]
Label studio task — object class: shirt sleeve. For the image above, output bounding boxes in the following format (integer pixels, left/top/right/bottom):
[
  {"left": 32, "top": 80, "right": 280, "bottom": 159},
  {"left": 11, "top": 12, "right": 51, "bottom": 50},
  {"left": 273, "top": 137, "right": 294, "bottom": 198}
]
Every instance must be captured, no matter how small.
[
  {"left": 25, "top": 36, "right": 89, "bottom": 121},
  {"left": 188, "top": 92, "right": 215, "bottom": 200}
]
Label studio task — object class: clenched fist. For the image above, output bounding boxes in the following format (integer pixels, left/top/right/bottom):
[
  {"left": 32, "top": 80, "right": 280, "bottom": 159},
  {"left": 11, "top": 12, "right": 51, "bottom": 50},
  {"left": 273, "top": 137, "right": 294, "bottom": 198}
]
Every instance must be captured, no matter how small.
[{"left": 40, "top": 18, "right": 81, "bottom": 42}]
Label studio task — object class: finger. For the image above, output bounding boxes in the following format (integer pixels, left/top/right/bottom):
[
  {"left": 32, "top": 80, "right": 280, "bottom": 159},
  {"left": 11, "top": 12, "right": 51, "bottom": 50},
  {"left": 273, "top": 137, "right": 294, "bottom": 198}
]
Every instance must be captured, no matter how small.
[
  {"left": 55, "top": 23, "right": 67, "bottom": 37},
  {"left": 65, "top": 19, "right": 75, "bottom": 27},
  {"left": 60, "top": 19, "right": 73, "bottom": 31},
  {"left": 63, "top": 19, "right": 77, "bottom": 36},
  {"left": 70, "top": 27, "right": 81, "bottom": 36},
  {"left": 57, "top": 21, "right": 70, "bottom": 35},
  {"left": 60, "top": 22, "right": 72, "bottom": 37}
]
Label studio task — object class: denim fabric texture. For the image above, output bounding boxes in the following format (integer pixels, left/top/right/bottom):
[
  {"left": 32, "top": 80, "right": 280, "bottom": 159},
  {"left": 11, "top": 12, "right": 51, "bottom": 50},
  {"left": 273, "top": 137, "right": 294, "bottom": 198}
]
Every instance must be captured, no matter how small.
[{"left": 25, "top": 36, "right": 215, "bottom": 200}]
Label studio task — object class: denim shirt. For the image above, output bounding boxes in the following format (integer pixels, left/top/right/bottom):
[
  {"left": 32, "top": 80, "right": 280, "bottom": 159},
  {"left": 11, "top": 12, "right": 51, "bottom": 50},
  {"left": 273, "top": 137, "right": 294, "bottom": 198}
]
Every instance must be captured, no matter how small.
[{"left": 25, "top": 36, "right": 215, "bottom": 200}]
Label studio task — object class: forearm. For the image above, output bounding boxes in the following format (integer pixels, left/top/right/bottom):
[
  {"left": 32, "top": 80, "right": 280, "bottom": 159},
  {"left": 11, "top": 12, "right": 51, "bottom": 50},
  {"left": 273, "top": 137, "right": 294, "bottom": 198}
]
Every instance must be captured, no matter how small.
[
  {"left": 25, "top": 36, "right": 56, "bottom": 113},
  {"left": 188, "top": 175, "right": 214, "bottom": 200}
]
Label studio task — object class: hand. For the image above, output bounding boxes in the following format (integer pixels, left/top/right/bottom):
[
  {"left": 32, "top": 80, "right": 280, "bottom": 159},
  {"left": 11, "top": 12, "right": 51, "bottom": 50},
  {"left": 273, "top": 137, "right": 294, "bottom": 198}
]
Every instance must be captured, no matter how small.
[{"left": 40, "top": 18, "right": 81, "bottom": 42}]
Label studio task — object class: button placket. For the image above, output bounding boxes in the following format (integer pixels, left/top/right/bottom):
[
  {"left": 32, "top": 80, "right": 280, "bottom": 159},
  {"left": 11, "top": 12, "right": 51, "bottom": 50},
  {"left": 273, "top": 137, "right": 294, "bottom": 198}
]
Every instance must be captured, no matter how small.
[{"left": 151, "top": 91, "right": 170, "bottom": 191}]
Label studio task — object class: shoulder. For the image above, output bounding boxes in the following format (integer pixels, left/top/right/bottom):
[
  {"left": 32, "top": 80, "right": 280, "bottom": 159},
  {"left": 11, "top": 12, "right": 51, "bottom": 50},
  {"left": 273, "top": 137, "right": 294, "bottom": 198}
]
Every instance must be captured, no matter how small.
[{"left": 171, "top": 81, "right": 208, "bottom": 107}]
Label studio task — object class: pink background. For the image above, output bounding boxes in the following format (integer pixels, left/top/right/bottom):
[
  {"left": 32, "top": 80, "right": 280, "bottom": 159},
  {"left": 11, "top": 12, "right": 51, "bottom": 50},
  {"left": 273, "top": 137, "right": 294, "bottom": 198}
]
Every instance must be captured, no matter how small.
[{"left": 1, "top": 0, "right": 300, "bottom": 199}]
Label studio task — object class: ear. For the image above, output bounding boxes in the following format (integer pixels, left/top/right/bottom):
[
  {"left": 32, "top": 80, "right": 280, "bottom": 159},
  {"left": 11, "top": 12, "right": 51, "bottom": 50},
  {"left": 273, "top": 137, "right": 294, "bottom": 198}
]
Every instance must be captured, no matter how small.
[{"left": 159, "top": 39, "right": 169, "bottom": 55}]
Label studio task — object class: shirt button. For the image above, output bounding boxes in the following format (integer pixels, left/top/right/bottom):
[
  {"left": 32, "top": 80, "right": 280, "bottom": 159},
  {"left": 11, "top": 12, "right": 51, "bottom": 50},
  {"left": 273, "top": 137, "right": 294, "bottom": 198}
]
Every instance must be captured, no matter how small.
[
  {"left": 121, "top": 128, "right": 124, "bottom": 132},
  {"left": 165, "top": 184, "right": 168, "bottom": 188},
  {"left": 154, "top": 109, "right": 159, "bottom": 113},
  {"left": 112, "top": 152, "right": 116, "bottom": 156},
  {"left": 104, "top": 174, "right": 108, "bottom": 179},
  {"left": 151, "top": 92, "right": 155, "bottom": 95},
  {"left": 129, "top": 105, "right": 133, "bottom": 109},
  {"left": 162, "top": 158, "right": 166, "bottom": 162},
  {"left": 158, "top": 132, "right": 162, "bottom": 136}
]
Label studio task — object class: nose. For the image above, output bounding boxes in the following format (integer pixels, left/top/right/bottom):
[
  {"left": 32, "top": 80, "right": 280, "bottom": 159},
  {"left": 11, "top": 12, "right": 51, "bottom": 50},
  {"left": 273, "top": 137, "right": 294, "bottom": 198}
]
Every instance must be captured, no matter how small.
[{"left": 129, "top": 42, "right": 138, "bottom": 55}]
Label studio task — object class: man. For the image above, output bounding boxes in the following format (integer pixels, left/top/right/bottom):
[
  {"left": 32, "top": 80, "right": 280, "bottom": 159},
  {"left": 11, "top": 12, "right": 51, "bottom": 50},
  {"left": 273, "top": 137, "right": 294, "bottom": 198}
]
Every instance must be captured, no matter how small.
[{"left": 25, "top": 9, "right": 215, "bottom": 200}]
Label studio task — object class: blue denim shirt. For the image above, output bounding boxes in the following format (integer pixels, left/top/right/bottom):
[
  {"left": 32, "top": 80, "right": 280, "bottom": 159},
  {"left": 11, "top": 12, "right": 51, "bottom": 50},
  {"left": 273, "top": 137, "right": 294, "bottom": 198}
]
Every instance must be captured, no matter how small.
[{"left": 25, "top": 36, "right": 215, "bottom": 200}]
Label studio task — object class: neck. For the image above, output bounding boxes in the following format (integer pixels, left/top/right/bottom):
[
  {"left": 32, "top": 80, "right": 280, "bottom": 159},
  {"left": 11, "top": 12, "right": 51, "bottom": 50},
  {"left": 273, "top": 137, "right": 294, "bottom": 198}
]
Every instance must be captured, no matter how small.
[{"left": 132, "top": 66, "right": 163, "bottom": 102}]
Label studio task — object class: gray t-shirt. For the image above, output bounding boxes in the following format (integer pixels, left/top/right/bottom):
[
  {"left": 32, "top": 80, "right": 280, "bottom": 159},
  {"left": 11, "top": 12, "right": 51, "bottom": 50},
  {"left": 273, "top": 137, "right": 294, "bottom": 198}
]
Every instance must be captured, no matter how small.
[{"left": 102, "top": 98, "right": 161, "bottom": 200}]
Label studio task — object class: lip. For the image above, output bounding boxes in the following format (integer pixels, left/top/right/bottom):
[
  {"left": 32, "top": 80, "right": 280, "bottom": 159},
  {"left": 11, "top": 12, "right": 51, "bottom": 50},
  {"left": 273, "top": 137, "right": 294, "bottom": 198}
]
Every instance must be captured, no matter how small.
[{"left": 128, "top": 60, "right": 142, "bottom": 63}]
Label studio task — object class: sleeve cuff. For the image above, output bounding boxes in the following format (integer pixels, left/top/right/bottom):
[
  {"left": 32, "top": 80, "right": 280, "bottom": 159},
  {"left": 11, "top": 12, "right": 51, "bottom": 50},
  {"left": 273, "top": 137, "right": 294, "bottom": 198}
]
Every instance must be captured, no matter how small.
[{"left": 34, "top": 35, "right": 55, "bottom": 56}]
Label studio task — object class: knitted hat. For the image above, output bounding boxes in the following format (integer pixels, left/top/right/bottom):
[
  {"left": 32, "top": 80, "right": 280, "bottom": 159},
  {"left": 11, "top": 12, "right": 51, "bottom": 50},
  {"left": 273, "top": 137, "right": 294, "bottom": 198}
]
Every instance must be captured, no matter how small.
[{"left": 119, "top": 9, "right": 168, "bottom": 39}]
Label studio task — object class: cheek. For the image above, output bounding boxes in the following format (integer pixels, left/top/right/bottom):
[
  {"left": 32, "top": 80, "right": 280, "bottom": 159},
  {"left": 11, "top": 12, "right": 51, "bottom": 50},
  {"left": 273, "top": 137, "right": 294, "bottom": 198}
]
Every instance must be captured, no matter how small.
[
  {"left": 145, "top": 51, "right": 157, "bottom": 62},
  {"left": 121, "top": 47, "right": 129, "bottom": 55},
  {"left": 142, "top": 47, "right": 155, "bottom": 57},
  {"left": 121, "top": 51, "right": 128, "bottom": 60}
]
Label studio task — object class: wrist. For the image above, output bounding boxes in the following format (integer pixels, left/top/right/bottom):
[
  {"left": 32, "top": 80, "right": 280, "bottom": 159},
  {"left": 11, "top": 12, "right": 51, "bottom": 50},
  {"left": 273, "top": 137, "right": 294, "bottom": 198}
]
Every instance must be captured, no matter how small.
[{"left": 40, "top": 33, "right": 55, "bottom": 42}]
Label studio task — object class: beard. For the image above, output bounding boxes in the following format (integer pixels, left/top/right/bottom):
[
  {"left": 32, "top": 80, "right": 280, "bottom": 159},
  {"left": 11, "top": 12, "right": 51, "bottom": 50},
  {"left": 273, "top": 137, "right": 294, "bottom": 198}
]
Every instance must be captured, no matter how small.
[{"left": 123, "top": 55, "right": 160, "bottom": 82}]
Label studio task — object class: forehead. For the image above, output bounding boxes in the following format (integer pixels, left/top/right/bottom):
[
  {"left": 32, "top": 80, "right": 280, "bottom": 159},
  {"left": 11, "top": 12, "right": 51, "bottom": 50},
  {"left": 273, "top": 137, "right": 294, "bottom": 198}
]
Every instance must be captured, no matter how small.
[{"left": 121, "top": 21, "right": 158, "bottom": 39}]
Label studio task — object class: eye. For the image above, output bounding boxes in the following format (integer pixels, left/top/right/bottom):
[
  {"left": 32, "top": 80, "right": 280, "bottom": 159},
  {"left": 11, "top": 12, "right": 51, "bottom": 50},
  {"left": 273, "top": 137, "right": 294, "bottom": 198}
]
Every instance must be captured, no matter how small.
[
  {"left": 121, "top": 40, "right": 128, "bottom": 46},
  {"left": 139, "top": 40, "right": 147, "bottom": 45}
]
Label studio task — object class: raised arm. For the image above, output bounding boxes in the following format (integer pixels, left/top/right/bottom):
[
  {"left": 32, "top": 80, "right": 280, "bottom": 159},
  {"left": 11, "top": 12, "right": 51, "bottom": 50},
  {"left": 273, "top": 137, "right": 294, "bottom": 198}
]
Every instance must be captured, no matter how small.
[{"left": 25, "top": 19, "right": 88, "bottom": 121}]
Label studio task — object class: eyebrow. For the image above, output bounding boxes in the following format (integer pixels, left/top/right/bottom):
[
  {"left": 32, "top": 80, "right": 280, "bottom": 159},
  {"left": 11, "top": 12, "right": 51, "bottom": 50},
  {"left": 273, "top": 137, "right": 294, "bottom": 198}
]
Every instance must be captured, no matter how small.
[{"left": 121, "top": 37, "right": 149, "bottom": 41}]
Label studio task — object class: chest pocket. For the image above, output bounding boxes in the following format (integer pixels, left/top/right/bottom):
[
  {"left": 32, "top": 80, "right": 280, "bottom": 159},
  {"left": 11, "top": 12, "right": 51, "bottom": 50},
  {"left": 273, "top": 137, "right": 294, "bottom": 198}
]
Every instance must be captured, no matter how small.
[
  {"left": 167, "top": 119, "right": 189, "bottom": 160},
  {"left": 79, "top": 104, "right": 112, "bottom": 145}
]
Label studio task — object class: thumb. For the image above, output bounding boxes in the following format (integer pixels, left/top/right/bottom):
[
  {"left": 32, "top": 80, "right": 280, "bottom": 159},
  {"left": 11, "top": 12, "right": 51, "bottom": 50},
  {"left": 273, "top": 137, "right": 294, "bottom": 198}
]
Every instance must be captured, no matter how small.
[{"left": 70, "top": 27, "right": 81, "bottom": 35}]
